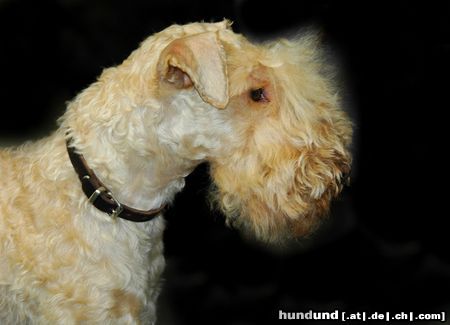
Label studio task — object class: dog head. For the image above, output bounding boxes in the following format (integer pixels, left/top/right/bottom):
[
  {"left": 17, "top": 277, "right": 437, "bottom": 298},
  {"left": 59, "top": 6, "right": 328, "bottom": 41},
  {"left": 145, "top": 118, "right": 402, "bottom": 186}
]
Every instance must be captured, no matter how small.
[
  {"left": 148, "top": 21, "right": 352, "bottom": 243},
  {"left": 80, "top": 21, "right": 352, "bottom": 243}
]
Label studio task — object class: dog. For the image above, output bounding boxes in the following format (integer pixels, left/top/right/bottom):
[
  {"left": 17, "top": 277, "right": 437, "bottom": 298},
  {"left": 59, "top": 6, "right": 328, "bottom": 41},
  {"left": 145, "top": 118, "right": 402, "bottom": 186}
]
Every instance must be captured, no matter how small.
[{"left": 0, "top": 20, "right": 352, "bottom": 324}]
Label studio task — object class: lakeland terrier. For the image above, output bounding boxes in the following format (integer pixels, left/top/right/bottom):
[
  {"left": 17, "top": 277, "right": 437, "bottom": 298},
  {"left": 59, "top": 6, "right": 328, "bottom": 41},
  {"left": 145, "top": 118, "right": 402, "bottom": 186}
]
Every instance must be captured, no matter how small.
[{"left": 0, "top": 20, "right": 352, "bottom": 324}]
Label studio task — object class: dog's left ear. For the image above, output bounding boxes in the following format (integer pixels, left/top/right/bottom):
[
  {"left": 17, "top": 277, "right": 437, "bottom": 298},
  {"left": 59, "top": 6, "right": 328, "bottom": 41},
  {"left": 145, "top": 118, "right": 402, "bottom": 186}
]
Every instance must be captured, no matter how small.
[{"left": 158, "top": 32, "right": 229, "bottom": 109}]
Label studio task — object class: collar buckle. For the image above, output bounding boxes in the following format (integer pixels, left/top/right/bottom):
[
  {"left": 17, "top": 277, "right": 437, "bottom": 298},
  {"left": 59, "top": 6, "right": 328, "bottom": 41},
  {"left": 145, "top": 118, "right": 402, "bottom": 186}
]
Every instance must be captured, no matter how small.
[{"left": 108, "top": 192, "right": 124, "bottom": 219}]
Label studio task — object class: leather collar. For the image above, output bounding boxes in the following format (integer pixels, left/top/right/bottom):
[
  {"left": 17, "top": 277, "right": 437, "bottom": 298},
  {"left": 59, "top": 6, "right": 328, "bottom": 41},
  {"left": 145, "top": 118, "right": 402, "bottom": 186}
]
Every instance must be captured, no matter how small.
[{"left": 66, "top": 137, "right": 165, "bottom": 222}]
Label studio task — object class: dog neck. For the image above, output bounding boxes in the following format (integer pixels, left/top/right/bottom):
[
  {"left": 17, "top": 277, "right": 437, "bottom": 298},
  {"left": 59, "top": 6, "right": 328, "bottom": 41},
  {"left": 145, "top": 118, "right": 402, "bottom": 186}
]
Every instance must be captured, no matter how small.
[
  {"left": 59, "top": 72, "right": 198, "bottom": 213},
  {"left": 62, "top": 127, "right": 194, "bottom": 213},
  {"left": 65, "top": 138, "right": 167, "bottom": 221}
]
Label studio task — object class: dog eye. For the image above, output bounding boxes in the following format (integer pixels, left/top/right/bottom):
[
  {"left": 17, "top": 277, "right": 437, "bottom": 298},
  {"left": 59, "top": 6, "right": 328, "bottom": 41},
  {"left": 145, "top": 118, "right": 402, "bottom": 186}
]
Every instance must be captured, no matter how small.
[{"left": 250, "top": 88, "right": 268, "bottom": 102}]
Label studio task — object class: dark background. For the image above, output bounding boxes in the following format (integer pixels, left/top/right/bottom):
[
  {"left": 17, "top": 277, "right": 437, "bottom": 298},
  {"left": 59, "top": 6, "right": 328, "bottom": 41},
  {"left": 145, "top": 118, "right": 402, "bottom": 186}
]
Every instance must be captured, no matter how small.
[{"left": 1, "top": 1, "right": 449, "bottom": 324}]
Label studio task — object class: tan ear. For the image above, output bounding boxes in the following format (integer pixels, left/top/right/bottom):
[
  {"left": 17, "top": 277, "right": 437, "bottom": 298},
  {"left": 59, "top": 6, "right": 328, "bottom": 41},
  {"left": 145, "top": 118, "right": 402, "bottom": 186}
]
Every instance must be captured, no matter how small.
[{"left": 158, "top": 32, "right": 229, "bottom": 109}]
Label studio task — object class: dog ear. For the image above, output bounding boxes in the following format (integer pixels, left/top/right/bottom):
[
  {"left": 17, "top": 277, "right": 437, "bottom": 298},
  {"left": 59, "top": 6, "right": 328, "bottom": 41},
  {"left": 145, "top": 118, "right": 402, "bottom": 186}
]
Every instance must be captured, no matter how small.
[{"left": 158, "top": 32, "right": 229, "bottom": 109}]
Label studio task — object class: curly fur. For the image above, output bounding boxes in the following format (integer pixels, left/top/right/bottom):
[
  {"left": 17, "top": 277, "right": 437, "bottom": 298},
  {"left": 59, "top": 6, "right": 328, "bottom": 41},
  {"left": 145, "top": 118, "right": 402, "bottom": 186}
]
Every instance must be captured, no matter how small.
[{"left": 0, "top": 20, "right": 351, "bottom": 323}]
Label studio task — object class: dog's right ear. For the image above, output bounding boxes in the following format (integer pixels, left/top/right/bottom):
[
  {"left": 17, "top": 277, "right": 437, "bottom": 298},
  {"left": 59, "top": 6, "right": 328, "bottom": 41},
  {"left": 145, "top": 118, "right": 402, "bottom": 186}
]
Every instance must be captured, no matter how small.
[{"left": 157, "top": 32, "right": 229, "bottom": 109}]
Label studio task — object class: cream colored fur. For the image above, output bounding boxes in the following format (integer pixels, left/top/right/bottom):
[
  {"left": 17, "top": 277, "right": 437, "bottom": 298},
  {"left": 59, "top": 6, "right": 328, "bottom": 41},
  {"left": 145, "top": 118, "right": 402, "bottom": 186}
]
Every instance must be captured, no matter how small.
[{"left": 0, "top": 20, "right": 352, "bottom": 324}]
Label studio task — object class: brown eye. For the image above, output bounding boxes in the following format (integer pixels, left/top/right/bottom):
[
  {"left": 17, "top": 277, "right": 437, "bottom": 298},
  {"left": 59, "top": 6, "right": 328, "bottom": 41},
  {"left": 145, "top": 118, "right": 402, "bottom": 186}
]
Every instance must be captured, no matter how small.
[{"left": 250, "top": 88, "right": 268, "bottom": 102}]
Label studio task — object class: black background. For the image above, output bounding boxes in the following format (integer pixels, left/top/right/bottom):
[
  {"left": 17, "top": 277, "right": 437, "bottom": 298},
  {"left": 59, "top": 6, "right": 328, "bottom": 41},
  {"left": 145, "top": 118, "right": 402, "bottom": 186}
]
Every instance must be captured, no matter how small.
[{"left": 1, "top": 1, "right": 449, "bottom": 324}]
